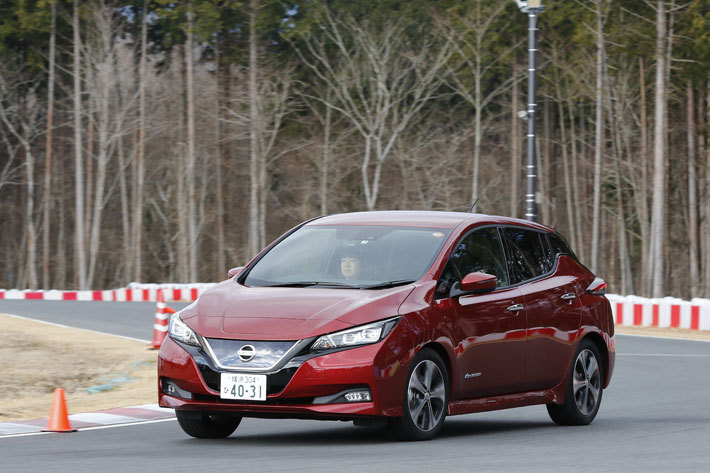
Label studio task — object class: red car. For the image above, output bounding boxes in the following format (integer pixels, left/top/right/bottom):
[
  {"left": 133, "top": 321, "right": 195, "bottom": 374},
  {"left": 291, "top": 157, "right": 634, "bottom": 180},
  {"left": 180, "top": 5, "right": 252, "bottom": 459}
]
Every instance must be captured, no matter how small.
[{"left": 158, "top": 211, "right": 615, "bottom": 440}]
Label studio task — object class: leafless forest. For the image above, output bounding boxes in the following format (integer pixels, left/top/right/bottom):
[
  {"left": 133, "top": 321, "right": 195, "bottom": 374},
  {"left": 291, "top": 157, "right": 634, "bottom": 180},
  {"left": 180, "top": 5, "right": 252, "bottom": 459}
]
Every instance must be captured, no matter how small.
[{"left": 0, "top": 0, "right": 709, "bottom": 299}]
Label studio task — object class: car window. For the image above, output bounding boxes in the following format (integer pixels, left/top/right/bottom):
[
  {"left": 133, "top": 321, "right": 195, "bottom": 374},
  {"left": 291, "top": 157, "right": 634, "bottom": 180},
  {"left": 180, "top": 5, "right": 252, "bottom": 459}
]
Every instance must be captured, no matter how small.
[
  {"left": 548, "top": 232, "right": 579, "bottom": 261},
  {"left": 501, "top": 228, "right": 551, "bottom": 284},
  {"left": 436, "top": 227, "right": 509, "bottom": 298},
  {"left": 244, "top": 225, "right": 451, "bottom": 287}
]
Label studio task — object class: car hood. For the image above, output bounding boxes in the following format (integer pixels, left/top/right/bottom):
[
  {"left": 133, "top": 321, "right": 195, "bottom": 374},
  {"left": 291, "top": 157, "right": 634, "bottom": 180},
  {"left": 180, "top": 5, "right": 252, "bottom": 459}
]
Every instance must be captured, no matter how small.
[{"left": 182, "top": 279, "right": 415, "bottom": 341}]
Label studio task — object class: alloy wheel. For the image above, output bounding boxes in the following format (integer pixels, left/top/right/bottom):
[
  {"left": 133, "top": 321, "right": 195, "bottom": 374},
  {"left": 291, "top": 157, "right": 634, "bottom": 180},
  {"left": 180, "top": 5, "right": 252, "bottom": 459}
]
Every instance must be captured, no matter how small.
[
  {"left": 572, "top": 348, "right": 601, "bottom": 416},
  {"left": 407, "top": 360, "right": 446, "bottom": 432}
]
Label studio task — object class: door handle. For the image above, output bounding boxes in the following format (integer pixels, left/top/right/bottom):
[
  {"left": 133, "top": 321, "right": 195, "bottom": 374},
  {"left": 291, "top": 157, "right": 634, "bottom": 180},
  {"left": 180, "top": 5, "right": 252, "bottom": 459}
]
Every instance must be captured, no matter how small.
[
  {"left": 561, "top": 293, "right": 576, "bottom": 300},
  {"left": 507, "top": 303, "right": 524, "bottom": 312}
]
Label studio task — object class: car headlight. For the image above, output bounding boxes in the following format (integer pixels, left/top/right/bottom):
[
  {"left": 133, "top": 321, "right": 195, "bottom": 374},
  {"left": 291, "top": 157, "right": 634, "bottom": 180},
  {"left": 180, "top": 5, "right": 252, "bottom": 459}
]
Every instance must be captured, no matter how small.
[
  {"left": 168, "top": 313, "right": 200, "bottom": 346},
  {"left": 311, "top": 317, "right": 400, "bottom": 351}
]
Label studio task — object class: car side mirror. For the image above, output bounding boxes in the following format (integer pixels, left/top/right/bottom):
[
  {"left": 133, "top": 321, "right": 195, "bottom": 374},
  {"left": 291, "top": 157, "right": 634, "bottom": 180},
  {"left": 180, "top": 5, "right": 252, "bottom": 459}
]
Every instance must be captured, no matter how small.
[
  {"left": 460, "top": 272, "right": 497, "bottom": 294},
  {"left": 227, "top": 266, "right": 244, "bottom": 278}
]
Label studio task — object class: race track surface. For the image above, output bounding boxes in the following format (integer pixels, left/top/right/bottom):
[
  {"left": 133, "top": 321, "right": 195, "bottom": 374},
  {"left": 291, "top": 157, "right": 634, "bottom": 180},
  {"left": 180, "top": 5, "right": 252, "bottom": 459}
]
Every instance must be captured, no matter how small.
[
  {"left": 1, "top": 300, "right": 709, "bottom": 472},
  {"left": 0, "top": 299, "right": 190, "bottom": 341}
]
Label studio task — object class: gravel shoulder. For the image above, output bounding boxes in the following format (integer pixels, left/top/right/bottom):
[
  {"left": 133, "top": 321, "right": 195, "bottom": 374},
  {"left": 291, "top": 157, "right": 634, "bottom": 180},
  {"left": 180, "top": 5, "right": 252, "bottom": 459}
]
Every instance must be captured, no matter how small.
[{"left": 0, "top": 313, "right": 158, "bottom": 423}]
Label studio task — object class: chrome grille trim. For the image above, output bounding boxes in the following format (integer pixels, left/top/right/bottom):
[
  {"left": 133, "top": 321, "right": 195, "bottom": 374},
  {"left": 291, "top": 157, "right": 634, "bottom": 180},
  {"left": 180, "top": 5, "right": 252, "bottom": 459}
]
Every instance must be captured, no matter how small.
[{"left": 199, "top": 337, "right": 311, "bottom": 373}]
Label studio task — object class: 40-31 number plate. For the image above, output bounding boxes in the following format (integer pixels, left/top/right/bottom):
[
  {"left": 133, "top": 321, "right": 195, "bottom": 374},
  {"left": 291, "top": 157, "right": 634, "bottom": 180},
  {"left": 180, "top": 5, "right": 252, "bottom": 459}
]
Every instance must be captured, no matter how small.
[{"left": 220, "top": 373, "right": 267, "bottom": 401}]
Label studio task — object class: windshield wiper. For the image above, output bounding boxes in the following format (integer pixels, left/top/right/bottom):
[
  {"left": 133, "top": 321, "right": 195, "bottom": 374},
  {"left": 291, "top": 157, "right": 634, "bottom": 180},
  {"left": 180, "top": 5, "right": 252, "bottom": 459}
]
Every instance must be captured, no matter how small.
[
  {"left": 360, "top": 280, "right": 416, "bottom": 290},
  {"left": 263, "top": 281, "right": 360, "bottom": 289}
]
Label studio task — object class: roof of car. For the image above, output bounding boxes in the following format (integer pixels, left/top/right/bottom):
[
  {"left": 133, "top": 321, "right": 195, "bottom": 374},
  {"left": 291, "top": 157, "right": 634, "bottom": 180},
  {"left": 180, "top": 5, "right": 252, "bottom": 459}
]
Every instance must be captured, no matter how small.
[{"left": 308, "top": 211, "right": 553, "bottom": 232}]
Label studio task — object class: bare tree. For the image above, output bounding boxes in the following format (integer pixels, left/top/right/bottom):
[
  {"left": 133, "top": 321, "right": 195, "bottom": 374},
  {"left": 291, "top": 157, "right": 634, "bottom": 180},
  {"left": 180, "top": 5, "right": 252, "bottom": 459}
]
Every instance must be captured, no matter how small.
[
  {"left": 0, "top": 67, "right": 42, "bottom": 288},
  {"left": 687, "top": 82, "right": 699, "bottom": 297},
  {"left": 649, "top": 0, "right": 667, "bottom": 297},
  {"left": 133, "top": 0, "right": 148, "bottom": 282},
  {"left": 248, "top": 0, "right": 260, "bottom": 256},
  {"left": 83, "top": 3, "right": 134, "bottom": 285},
  {"left": 186, "top": 5, "right": 198, "bottom": 281},
  {"left": 74, "top": 0, "right": 87, "bottom": 289},
  {"left": 41, "top": 0, "right": 57, "bottom": 289},
  {"left": 590, "top": 0, "right": 605, "bottom": 274},
  {"left": 438, "top": 2, "right": 515, "bottom": 208},
  {"left": 293, "top": 9, "right": 453, "bottom": 211}
]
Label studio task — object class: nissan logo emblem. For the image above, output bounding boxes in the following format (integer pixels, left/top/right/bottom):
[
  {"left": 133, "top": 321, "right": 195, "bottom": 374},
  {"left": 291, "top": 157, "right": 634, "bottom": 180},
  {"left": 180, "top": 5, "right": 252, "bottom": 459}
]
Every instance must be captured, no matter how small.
[{"left": 237, "top": 345, "right": 256, "bottom": 362}]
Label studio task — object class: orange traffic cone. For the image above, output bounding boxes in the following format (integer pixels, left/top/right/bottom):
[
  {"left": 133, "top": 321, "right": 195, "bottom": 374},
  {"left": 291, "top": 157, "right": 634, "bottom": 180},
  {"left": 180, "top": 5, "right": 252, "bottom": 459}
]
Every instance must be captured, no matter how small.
[
  {"left": 149, "top": 289, "right": 176, "bottom": 349},
  {"left": 42, "top": 388, "right": 77, "bottom": 432}
]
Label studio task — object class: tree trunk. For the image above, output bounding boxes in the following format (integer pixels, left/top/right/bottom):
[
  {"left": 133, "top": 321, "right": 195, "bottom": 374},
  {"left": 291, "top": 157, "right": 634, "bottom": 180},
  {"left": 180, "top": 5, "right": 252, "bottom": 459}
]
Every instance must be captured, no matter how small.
[
  {"left": 568, "top": 100, "right": 585, "bottom": 262},
  {"left": 604, "top": 56, "right": 633, "bottom": 294},
  {"left": 85, "top": 108, "right": 93, "bottom": 247},
  {"left": 638, "top": 56, "right": 651, "bottom": 295},
  {"left": 321, "top": 89, "right": 332, "bottom": 215},
  {"left": 176, "top": 45, "right": 189, "bottom": 282},
  {"left": 471, "top": 55, "right": 482, "bottom": 207},
  {"left": 55, "top": 155, "right": 66, "bottom": 289},
  {"left": 42, "top": 0, "right": 56, "bottom": 289},
  {"left": 214, "top": 36, "right": 226, "bottom": 278},
  {"left": 73, "top": 0, "right": 87, "bottom": 289},
  {"left": 511, "top": 59, "right": 520, "bottom": 218},
  {"left": 23, "top": 128, "right": 37, "bottom": 289},
  {"left": 86, "top": 105, "right": 109, "bottom": 286},
  {"left": 649, "top": 0, "right": 666, "bottom": 298},
  {"left": 133, "top": 0, "right": 147, "bottom": 282},
  {"left": 554, "top": 73, "right": 577, "bottom": 250},
  {"left": 248, "top": 0, "right": 260, "bottom": 257},
  {"left": 590, "top": 0, "right": 604, "bottom": 274},
  {"left": 687, "top": 82, "right": 699, "bottom": 298},
  {"left": 186, "top": 6, "right": 198, "bottom": 281}
]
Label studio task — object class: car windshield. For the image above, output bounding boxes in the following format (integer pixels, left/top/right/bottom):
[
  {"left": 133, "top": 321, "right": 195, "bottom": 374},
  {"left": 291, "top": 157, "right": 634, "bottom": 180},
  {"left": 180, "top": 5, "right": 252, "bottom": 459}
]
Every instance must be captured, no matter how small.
[{"left": 244, "top": 225, "right": 452, "bottom": 288}]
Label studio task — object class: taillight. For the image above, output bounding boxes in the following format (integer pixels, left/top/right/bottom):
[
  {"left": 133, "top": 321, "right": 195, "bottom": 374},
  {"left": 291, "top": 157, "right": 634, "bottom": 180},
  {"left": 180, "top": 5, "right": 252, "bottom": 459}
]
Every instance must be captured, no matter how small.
[{"left": 586, "top": 277, "right": 607, "bottom": 295}]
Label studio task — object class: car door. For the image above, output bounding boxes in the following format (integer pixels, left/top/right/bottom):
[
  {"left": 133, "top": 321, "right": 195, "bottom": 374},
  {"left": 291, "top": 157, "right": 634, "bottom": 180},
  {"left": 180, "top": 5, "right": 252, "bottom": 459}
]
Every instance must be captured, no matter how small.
[
  {"left": 500, "top": 227, "right": 582, "bottom": 391},
  {"left": 437, "top": 227, "right": 527, "bottom": 399}
]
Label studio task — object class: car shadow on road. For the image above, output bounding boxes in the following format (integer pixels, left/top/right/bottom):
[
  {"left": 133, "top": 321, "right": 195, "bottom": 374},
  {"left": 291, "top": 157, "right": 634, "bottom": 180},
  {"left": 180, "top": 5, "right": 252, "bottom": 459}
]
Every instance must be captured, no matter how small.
[
  {"left": 172, "top": 419, "right": 554, "bottom": 446},
  {"left": 438, "top": 419, "right": 553, "bottom": 439}
]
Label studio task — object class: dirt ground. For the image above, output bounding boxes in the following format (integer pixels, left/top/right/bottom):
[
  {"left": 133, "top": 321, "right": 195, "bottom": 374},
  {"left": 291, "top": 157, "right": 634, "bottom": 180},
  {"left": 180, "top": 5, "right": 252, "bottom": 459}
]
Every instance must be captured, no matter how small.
[{"left": 0, "top": 314, "right": 159, "bottom": 423}]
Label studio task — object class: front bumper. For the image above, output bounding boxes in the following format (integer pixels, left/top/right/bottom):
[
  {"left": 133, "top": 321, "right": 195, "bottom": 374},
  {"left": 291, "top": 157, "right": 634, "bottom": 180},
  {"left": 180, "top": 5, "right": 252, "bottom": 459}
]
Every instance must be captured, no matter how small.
[{"left": 158, "top": 335, "right": 407, "bottom": 419}]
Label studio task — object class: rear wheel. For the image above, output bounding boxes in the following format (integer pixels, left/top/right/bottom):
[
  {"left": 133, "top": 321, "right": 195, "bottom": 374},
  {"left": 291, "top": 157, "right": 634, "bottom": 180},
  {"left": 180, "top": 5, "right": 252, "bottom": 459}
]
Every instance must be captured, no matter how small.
[
  {"left": 175, "top": 410, "right": 242, "bottom": 438},
  {"left": 389, "top": 348, "right": 449, "bottom": 441},
  {"left": 547, "top": 339, "right": 603, "bottom": 426}
]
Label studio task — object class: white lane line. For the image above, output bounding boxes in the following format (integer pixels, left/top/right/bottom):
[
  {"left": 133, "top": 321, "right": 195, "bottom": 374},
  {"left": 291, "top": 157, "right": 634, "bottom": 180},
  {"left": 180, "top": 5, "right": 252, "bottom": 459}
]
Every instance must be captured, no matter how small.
[
  {"left": 616, "top": 353, "right": 710, "bottom": 357},
  {"left": 0, "top": 312, "right": 151, "bottom": 343},
  {"left": 616, "top": 333, "right": 710, "bottom": 343},
  {"left": 0, "top": 418, "right": 176, "bottom": 440}
]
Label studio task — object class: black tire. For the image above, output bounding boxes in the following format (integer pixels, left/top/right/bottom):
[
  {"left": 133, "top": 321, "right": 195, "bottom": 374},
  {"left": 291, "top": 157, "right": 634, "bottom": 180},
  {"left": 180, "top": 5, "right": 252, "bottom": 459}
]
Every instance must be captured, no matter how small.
[
  {"left": 175, "top": 410, "right": 242, "bottom": 439},
  {"left": 389, "top": 348, "right": 449, "bottom": 441},
  {"left": 547, "top": 338, "right": 604, "bottom": 426}
]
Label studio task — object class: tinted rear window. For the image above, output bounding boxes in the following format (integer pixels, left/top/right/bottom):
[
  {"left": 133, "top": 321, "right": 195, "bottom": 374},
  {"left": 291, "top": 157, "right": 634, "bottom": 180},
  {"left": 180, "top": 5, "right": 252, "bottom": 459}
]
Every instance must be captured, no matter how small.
[
  {"left": 501, "top": 228, "right": 551, "bottom": 284},
  {"left": 548, "top": 232, "right": 579, "bottom": 261}
]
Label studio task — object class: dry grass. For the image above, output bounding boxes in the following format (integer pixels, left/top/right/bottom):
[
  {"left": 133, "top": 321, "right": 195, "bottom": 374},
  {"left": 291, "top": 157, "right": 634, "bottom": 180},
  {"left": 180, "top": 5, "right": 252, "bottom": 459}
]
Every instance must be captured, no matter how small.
[{"left": 0, "top": 314, "right": 158, "bottom": 423}]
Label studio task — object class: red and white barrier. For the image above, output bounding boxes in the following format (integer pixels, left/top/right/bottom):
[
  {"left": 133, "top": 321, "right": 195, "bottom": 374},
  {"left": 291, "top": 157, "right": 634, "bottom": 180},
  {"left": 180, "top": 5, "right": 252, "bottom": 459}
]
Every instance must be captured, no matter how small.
[
  {"left": 0, "top": 283, "right": 216, "bottom": 303},
  {"left": 606, "top": 294, "right": 710, "bottom": 331}
]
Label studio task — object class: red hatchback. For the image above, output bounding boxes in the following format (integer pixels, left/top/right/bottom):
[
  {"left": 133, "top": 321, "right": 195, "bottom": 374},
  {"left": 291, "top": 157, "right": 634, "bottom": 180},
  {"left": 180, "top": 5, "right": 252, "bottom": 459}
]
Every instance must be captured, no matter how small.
[{"left": 158, "top": 211, "right": 615, "bottom": 440}]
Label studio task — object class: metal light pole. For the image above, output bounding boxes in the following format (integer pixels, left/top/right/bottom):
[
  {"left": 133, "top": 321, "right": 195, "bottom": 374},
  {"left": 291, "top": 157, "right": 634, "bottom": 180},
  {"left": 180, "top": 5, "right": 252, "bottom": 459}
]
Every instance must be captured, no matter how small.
[{"left": 515, "top": 0, "right": 545, "bottom": 223}]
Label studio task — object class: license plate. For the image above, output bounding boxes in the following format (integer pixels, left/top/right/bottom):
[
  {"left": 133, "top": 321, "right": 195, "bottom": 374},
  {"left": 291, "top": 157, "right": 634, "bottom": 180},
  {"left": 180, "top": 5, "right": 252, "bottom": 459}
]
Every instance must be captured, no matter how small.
[{"left": 220, "top": 373, "right": 267, "bottom": 401}]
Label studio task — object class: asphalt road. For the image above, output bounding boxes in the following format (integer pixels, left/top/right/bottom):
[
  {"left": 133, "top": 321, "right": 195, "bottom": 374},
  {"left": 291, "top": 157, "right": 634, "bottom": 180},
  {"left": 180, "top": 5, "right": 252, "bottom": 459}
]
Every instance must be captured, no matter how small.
[
  {"left": 0, "top": 299, "right": 190, "bottom": 341},
  {"left": 1, "top": 301, "right": 710, "bottom": 472}
]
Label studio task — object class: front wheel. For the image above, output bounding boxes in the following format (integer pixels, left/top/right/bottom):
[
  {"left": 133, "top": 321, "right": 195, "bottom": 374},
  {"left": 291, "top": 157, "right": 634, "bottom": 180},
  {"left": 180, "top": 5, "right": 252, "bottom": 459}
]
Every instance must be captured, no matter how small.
[
  {"left": 389, "top": 348, "right": 449, "bottom": 441},
  {"left": 175, "top": 410, "right": 242, "bottom": 438},
  {"left": 547, "top": 339, "right": 604, "bottom": 426}
]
